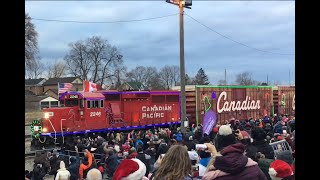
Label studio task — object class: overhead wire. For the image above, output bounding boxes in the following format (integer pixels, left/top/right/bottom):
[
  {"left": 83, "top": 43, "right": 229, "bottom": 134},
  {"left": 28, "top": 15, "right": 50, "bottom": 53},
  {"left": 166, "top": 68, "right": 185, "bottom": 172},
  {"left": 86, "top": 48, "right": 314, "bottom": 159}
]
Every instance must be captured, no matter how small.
[{"left": 185, "top": 13, "right": 294, "bottom": 56}]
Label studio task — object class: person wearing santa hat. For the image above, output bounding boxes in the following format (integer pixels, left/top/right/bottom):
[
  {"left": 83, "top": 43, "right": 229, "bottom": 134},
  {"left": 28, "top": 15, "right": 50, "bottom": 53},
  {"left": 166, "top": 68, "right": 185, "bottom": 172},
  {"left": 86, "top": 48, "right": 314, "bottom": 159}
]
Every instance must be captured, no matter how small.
[
  {"left": 113, "top": 158, "right": 148, "bottom": 180},
  {"left": 268, "top": 160, "right": 294, "bottom": 180}
]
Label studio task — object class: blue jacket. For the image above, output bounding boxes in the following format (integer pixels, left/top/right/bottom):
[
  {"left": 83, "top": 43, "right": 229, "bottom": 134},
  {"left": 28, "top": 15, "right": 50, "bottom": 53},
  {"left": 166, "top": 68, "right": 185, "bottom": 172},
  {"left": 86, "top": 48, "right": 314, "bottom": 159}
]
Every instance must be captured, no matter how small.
[
  {"left": 135, "top": 139, "right": 144, "bottom": 149},
  {"left": 67, "top": 154, "right": 80, "bottom": 180}
]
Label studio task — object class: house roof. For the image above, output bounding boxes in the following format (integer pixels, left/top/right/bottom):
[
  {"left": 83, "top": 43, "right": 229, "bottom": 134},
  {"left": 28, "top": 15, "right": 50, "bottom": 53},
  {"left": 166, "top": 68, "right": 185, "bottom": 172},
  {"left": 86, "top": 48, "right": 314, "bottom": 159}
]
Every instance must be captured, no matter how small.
[
  {"left": 126, "top": 82, "right": 148, "bottom": 90},
  {"left": 40, "top": 97, "right": 58, "bottom": 102},
  {"left": 25, "top": 78, "right": 45, "bottom": 86},
  {"left": 25, "top": 90, "right": 36, "bottom": 96},
  {"left": 25, "top": 95, "right": 48, "bottom": 102},
  {"left": 44, "top": 89, "right": 58, "bottom": 95},
  {"left": 43, "top": 77, "right": 80, "bottom": 85}
]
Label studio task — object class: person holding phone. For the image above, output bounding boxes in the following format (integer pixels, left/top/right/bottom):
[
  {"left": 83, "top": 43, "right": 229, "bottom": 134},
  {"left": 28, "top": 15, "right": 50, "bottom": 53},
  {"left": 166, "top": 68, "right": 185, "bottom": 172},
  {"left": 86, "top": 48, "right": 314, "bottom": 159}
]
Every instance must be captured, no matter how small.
[{"left": 202, "top": 125, "right": 267, "bottom": 180}]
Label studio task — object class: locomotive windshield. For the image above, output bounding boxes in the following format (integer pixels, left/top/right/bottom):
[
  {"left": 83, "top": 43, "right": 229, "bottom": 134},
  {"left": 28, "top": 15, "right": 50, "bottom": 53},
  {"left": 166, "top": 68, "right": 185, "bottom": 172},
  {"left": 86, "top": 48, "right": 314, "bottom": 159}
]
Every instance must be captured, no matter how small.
[{"left": 65, "top": 99, "right": 79, "bottom": 107}]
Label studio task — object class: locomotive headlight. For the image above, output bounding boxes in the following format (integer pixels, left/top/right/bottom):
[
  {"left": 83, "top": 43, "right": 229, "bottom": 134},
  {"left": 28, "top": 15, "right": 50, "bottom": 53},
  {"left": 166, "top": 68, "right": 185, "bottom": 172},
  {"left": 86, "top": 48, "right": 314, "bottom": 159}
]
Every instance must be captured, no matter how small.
[
  {"left": 44, "top": 112, "right": 49, "bottom": 119},
  {"left": 42, "top": 128, "right": 48, "bottom": 132}
]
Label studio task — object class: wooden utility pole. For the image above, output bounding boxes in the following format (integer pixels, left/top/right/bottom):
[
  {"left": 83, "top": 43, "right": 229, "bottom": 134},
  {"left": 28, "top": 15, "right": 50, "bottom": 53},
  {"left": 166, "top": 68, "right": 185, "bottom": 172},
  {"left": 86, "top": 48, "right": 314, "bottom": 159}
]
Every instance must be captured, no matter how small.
[{"left": 179, "top": 0, "right": 186, "bottom": 133}]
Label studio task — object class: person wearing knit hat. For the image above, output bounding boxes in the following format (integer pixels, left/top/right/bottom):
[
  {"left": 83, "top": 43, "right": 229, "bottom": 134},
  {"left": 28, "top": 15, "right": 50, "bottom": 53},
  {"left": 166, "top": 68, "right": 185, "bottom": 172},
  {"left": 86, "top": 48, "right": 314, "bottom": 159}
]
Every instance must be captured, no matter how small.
[
  {"left": 55, "top": 161, "right": 71, "bottom": 180},
  {"left": 113, "top": 158, "right": 147, "bottom": 180},
  {"left": 269, "top": 160, "right": 293, "bottom": 180},
  {"left": 215, "top": 125, "right": 236, "bottom": 151}
]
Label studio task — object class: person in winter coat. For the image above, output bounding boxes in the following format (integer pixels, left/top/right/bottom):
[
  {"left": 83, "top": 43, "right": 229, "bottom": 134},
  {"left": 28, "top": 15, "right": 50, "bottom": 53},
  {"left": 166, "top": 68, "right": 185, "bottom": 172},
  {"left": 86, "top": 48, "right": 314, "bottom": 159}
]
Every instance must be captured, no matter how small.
[
  {"left": 153, "top": 145, "right": 193, "bottom": 180},
  {"left": 136, "top": 146, "right": 151, "bottom": 176},
  {"left": 202, "top": 143, "right": 267, "bottom": 180},
  {"left": 32, "top": 164, "right": 46, "bottom": 180},
  {"left": 34, "top": 151, "right": 50, "bottom": 174},
  {"left": 79, "top": 149, "right": 93, "bottom": 180},
  {"left": 104, "top": 148, "right": 120, "bottom": 177},
  {"left": 55, "top": 161, "right": 71, "bottom": 180},
  {"left": 67, "top": 146, "right": 80, "bottom": 180},
  {"left": 250, "top": 127, "right": 275, "bottom": 159},
  {"left": 49, "top": 150, "right": 63, "bottom": 179},
  {"left": 202, "top": 125, "right": 267, "bottom": 180},
  {"left": 155, "top": 139, "right": 168, "bottom": 160}
]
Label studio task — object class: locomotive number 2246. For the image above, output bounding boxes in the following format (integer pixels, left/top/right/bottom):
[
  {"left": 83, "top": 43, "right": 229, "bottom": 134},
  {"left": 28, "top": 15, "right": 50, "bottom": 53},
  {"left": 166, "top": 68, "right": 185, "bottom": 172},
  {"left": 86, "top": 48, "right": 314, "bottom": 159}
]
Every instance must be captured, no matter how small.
[{"left": 90, "top": 112, "right": 101, "bottom": 117}]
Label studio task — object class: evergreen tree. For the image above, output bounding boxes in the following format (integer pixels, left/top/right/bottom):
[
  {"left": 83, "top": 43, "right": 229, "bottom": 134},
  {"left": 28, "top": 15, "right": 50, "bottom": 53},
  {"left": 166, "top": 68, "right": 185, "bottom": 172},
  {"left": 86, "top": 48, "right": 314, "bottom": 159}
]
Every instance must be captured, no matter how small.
[{"left": 194, "top": 68, "right": 210, "bottom": 85}]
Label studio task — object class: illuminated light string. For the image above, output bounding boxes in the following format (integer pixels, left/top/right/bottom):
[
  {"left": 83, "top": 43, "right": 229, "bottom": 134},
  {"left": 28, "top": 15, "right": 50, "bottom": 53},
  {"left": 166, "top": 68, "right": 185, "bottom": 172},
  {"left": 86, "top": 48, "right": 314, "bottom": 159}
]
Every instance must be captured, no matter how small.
[
  {"left": 31, "top": 120, "right": 42, "bottom": 139},
  {"left": 203, "top": 96, "right": 212, "bottom": 112},
  {"left": 281, "top": 94, "right": 286, "bottom": 107}
]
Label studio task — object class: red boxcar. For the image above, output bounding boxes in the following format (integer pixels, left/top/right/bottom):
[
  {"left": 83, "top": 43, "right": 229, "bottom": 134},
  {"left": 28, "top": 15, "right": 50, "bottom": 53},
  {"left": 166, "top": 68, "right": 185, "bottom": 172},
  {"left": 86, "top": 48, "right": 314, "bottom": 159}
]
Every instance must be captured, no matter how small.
[
  {"left": 273, "top": 86, "right": 295, "bottom": 116},
  {"left": 195, "top": 86, "right": 274, "bottom": 125},
  {"left": 41, "top": 90, "right": 180, "bottom": 138}
]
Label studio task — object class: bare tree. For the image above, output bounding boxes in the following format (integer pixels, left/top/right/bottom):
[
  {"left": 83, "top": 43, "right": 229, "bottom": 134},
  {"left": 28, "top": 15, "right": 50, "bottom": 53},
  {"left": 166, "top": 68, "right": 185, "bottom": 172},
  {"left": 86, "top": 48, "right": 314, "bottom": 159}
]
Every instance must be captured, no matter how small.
[
  {"left": 64, "top": 36, "right": 123, "bottom": 85},
  {"left": 126, "top": 66, "right": 147, "bottom": 83},
  {"left": 159, "top": 65, "right": 174, "bottom": 90},
  {"left": 25, "top": 13, "right": 39, "bottom": 69},
  {"left": 26, "top": 58, "right": 44, "bottom": 79},
  {"left": 171, "top": 65, "right": 180, "bottom": 86},
  {"left": 217, "top": 79, "right": 227, "bottom": 85},
  {"left": 235, "top": 71, "right": 259, "bottom": 85},
  {"left": 46, "top": 60, "right": 66, "bottom": 78}
]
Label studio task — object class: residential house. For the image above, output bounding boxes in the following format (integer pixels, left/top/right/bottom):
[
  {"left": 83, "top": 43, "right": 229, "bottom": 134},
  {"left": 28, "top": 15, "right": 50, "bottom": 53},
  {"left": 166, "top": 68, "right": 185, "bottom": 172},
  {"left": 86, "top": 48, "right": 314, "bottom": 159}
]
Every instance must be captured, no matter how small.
[
  {"left": 25, "top": 78, "right": 46, "bottom": 96},
  {"left": 42, "top": 77, "right": 83, "bottom": 99},
  {"left": 120, "top": 82, "right": 149, "bottom": 91}
]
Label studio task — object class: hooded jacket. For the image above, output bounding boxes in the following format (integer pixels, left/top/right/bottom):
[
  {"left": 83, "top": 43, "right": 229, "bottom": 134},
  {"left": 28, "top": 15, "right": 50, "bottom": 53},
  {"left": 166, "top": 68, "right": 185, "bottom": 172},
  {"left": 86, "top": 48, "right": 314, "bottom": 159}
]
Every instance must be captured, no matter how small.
[
  {"left": 202, "top": 143, "right": 267, "bottom": 180},
  {"left": 55, "top": 161, "right": 71, "bottom": 180},
  {"left": 67, "top": 154, "right": 80, "bottom": 180}
]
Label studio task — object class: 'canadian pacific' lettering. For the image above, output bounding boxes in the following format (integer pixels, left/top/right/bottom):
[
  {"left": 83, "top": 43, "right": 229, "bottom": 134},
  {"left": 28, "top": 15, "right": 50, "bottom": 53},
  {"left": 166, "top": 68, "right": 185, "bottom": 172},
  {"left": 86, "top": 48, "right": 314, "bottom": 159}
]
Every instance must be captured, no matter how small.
[
  {"left": 217, "top": 91, "right": 260, "bottom": 113},
  {"left": 141, "top": 105, "right": 172, "bottom": 119}
]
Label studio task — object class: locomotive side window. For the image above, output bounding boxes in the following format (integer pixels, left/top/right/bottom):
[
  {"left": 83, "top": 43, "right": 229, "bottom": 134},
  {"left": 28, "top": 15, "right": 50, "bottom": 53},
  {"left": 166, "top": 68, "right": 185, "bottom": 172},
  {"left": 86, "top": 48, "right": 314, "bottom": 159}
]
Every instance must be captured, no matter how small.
[
  {"left": 80, "top": 99, "right": 84, "bottom": 108},
  {"left": 152, "top": 95, "right": 165, "bottom": 103},
  {"left": 166, "top": 95, "right": 179, "bottom": 102},
  {"left": 87, "top": 100, "right": 104, "bottom": 108}
]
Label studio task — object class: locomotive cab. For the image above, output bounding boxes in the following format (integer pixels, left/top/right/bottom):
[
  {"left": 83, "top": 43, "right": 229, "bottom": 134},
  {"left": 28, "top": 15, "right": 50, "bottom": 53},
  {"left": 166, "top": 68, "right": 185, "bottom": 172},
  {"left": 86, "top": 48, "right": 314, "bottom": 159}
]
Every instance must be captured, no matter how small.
[{"left": 41, "top": 91, "right": 106, "bottom": 137}]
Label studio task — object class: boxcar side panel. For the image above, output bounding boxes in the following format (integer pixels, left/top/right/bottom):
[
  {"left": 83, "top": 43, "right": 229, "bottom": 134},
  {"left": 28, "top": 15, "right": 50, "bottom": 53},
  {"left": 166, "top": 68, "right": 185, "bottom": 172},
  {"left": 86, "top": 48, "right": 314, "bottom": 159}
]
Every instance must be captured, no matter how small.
[{"left": 196, "top": 86, "right": 273, "bottom": 125}]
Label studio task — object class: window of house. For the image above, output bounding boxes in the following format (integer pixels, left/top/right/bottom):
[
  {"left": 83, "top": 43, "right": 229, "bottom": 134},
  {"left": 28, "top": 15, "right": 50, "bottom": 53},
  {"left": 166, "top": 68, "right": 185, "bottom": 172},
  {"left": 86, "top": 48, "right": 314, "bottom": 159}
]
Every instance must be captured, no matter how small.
[
  {"left": 51, "top": 101, "right": 59, "bottom": 107},
  {"left": 41, "top": 102, "right": 49, "bottom": 109}
]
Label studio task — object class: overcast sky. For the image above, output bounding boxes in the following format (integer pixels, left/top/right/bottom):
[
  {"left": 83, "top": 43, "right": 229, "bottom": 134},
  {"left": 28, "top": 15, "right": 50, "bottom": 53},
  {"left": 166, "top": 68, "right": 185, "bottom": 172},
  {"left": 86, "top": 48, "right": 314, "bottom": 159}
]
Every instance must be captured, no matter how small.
[{"left": 25, "top": 1, "right": 295, "bottom": 85}]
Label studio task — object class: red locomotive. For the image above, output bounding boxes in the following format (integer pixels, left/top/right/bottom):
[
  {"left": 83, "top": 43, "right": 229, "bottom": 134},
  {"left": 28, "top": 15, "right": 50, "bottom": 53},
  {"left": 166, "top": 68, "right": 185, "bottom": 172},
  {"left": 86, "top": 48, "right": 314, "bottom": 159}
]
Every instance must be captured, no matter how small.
[{"left": 37, "top": 90, "right": 180, "bottom": 145}]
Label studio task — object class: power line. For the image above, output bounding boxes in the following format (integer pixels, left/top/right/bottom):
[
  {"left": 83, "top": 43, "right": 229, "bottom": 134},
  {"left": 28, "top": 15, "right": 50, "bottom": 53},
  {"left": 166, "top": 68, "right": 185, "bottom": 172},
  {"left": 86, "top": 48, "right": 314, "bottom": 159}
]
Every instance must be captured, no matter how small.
[
  {"left": 31, "top": 13, "right": 179, "bottom": 24},
  {"left": 185, "top": 13, "right": 294, "bottom": 56}
]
